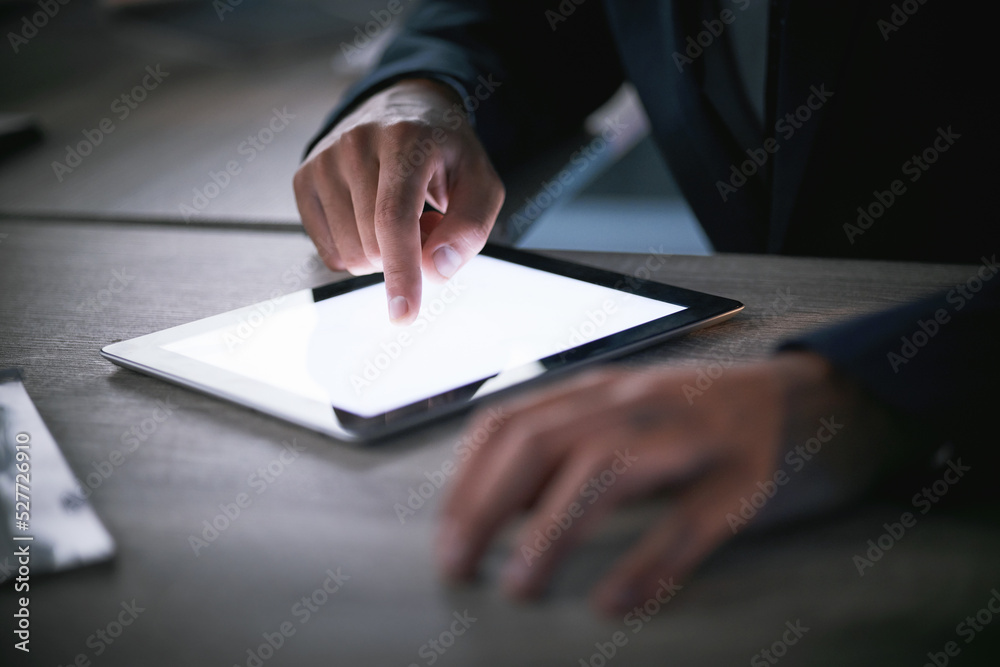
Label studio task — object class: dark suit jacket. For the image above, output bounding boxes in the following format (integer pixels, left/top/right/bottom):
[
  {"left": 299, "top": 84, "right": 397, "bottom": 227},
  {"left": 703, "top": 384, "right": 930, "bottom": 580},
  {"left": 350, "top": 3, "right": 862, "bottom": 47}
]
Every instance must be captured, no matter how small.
[{"left": 309, "top": 1, "right": 999, "bottom": 475}]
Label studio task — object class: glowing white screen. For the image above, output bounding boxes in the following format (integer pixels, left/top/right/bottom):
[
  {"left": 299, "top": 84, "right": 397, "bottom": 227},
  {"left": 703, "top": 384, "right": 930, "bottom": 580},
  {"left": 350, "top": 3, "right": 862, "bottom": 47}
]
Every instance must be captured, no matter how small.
[{"left": 164, "top": 256, "right": 685, "bottom": 417}]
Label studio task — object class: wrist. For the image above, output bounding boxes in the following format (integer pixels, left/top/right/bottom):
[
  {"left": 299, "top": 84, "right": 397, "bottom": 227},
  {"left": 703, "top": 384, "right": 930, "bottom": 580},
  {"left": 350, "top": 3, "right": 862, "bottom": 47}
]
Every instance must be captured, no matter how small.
[
  {"left": 769, "top": 349, "right": 920, "bottom": 500},
  {"left": 770, "top": 351, "right": 850, "bottom": 420}
]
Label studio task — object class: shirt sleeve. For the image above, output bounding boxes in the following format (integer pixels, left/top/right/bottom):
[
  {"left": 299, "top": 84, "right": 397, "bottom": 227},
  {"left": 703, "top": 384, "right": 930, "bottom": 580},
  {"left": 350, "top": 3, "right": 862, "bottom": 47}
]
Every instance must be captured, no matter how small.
[
  {"left": 304, "top": 0, "right": 626, "bottom": 172},
  {"left": 779, "top": 257, "right": 1000, "bottom": 465}
]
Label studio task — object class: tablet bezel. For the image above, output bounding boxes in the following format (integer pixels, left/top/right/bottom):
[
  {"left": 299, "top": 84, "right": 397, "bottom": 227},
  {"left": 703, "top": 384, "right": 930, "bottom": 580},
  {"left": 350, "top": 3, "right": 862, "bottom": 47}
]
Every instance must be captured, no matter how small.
[{"left": 101, "top": 245, "right": 743, "bottom": 442}]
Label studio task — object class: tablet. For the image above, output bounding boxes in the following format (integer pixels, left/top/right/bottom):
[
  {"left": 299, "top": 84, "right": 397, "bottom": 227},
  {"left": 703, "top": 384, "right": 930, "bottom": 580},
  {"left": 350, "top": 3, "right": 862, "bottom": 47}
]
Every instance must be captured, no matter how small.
[{"left": 101, "top": 245, "right": 742, "bottom": 441}]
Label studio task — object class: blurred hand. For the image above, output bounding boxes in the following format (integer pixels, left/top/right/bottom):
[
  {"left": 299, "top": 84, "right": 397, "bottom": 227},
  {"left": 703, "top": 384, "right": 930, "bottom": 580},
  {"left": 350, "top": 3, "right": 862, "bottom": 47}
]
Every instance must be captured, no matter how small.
[
  {"left": 437, "top": 351, "right": 897, "bottom": 616},
  {"left": 294, "top": 79, "right": 505, "bottom": 324}
]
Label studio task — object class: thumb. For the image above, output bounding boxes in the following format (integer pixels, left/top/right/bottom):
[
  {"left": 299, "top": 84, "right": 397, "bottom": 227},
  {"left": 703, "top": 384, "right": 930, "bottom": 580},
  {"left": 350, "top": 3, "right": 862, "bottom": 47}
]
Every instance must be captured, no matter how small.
[{"left": 421, "top": 168, "right": 503, "bottom": 281}]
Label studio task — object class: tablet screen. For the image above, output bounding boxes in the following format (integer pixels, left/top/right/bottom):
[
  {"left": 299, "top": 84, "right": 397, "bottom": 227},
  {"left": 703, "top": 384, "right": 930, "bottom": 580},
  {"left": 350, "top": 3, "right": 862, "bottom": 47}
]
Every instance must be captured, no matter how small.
[{"left": 162, "top": 255, "right": 685, "bottom": 418}]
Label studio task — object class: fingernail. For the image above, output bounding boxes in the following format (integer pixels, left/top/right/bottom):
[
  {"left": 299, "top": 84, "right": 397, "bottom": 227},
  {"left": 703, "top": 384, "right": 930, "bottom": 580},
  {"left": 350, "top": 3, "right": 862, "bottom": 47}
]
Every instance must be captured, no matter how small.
[
  {"left": 388, "top": 295, "right": 409, "bottom": 322},
  {"left": 432, "top": 245, "right": 461, "bottom": 279}
]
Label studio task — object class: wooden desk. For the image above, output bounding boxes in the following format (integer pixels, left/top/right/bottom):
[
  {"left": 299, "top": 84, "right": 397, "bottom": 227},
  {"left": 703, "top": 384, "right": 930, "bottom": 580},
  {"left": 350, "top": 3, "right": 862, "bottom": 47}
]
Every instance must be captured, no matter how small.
[
  {"left": 0, "top": 42, "right": 350, "bottom": 226},
  {"left": 1, "top": 219, "right": 998, "bottom": 666}
]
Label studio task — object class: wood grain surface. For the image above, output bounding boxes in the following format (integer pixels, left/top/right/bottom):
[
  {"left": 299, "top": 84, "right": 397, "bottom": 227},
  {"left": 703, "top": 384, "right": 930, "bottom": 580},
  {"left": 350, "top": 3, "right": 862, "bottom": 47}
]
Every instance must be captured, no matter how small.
[{"left": 0, "top": 219, "right": 997, "bottom": 666}]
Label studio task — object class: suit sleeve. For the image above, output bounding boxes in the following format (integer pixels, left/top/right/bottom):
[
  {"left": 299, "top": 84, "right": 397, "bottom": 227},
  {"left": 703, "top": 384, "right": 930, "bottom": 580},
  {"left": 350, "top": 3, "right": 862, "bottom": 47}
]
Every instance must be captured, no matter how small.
[
  {"left": 779, "top": 260, "right": 1000, "bottom": 478},
  {"left": 305, "top": 0, "right": 626, "bottom": 173}
]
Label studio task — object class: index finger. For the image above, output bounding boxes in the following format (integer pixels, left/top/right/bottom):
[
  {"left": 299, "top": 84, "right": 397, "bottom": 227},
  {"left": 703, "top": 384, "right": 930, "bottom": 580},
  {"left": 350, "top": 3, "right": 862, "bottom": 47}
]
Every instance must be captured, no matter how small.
[{"left": 374, "top": 154, "right": 436, "bottom": 324}]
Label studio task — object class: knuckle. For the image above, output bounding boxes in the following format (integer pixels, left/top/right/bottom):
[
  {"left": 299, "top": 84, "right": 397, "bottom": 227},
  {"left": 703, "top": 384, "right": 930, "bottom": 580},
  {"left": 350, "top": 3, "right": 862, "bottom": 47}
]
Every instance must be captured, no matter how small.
[
  {"left": 492, "top": 178, "right": 506, "bottom": 210},
  {"left": 386, "top": 150, "right": 426, "bottom": 179},
  {"left": 305, "top": 232, "right": 343, "bottom": 271},
  {"left": 382, "top": 265, "right": 418, "bottom": 287},
  {"left": 292, "top": 165, "right": 316, "bottom": 198},
  {"left": 337, "top": 133, "right": 376, "bottom": 173},
  {"left": 390, "top": 118, "right": 433, "bottom": 138},
  {"left": 337, "top": 125, "right": 374, "bottom": 153},
  {"left": 361, "top": 245, "right": 382, "bottom": 267},
  {"left": 338, "top": 246, "right": 374, "bottom": 275},
  {"left": 453, "top": 214, "right": 493, "bottom": 253},
  {"left": 468, "top": 212, "right": 495, "bottom": 239},
  {"left": 504, "top": 420, "right": 546, "bottom": 456},
  {"left": 374, "top": 198, "right": 415, "bottom": 229},
  {"left": 320, "top": 251, "right": 345, "bottom": 272},
  {"left": 384, "top": 128, "right": 441, "bottom": 168},
  {"left": 476, "top": 161, "right": 505, "bottom": 206},
  {"left": 307, "top": 227, "right": 331, "bottom": 251},
  {"left": 467, "top": 405, "right": 505, "bottom": 436},
  {"left": 312, "top": 153, "right": 344, "bottom": 186},
  {"left": 493, "top": 177, "right": 506, "bottom": 208},
  {"left": 344, "top": 260, "right": 375, "bottom": 276}
]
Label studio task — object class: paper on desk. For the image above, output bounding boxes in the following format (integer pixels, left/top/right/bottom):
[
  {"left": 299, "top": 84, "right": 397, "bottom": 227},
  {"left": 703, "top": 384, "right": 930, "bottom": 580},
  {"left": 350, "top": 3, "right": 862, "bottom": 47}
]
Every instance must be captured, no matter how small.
[{"left": 0, "top": 369, "right": 115, "bottom": 582}]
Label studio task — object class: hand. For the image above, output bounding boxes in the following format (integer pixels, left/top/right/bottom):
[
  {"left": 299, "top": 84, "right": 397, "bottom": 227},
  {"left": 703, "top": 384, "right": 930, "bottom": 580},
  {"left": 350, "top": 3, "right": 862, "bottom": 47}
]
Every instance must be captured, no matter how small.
[
  {"left": 436, "top": 352, "right": 902, "bottom": 615},
  {"left": 294, "top": 79, "right": 505, "bottom": 324}
]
